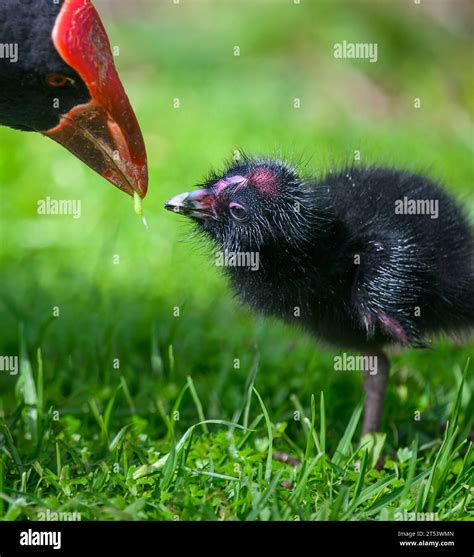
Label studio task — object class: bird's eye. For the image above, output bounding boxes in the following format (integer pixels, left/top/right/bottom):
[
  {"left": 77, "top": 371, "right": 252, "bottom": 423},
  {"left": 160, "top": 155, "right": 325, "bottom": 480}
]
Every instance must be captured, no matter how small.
[
  {"left": 46, "top": 74, "right": 74, "bottom": 88},
  {"left": 229, "top": 202, "right": 248, "bottom": 221}
]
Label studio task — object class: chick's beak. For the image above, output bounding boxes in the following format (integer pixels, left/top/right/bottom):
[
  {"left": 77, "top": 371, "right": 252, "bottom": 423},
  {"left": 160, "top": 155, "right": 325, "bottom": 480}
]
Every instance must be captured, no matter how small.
[{"left": 165, "top": 188, "right": 215, "bottom": 219}]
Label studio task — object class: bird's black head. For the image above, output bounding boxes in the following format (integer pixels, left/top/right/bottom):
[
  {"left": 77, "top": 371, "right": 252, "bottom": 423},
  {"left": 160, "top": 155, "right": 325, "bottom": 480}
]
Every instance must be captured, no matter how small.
[
  {"left": 0, "top": 0, "right": 148, "bottom": 197},
  {"left": 165, "top": 156, "right": 317, "bottom": 252},
  {"left": 0, "top": 0, "right": 88, "bottom": 132}
]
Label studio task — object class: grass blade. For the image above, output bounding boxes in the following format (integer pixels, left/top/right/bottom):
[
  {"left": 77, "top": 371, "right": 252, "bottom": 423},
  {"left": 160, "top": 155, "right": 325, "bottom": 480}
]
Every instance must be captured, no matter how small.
[
  {"left": 252, "top": 387, "right": 273, "bottom": 483},
  {"left": 187, "top": 376, "right": 208, "bottom": 434},
  {"left": 332, "top": 401, "right": 363, "bottom": 466}
]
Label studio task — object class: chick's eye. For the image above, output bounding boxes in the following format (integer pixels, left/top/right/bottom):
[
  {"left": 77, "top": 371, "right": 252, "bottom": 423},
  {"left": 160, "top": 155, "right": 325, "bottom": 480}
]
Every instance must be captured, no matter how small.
[
  {"left": 46, "top": 74, "right": 74, "bottom": 88},
  {"left": 229, "top": 202, "right": 248, "bottom": 221}
]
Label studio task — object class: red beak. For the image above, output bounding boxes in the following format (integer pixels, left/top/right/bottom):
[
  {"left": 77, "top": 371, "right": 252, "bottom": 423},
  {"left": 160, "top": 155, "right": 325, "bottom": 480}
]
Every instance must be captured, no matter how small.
[{"left": 45, "top": 0, "right": 148, "bottom": 198}]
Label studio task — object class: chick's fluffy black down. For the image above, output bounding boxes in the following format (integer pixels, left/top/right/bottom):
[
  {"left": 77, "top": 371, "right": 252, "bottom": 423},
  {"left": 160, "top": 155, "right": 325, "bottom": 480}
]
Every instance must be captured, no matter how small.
[{"left": 217, "top": 161, "right": 474, "bottom": 350}]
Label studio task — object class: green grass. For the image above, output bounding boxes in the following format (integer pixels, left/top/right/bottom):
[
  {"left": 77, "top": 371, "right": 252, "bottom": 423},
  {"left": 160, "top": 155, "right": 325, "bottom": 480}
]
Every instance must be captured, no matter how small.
[
  {"left": 0, "top": 347, "right": 472, "bottom": 521},
  {"left": 0, "top": 0, "right": 473, "bottom": 521}
]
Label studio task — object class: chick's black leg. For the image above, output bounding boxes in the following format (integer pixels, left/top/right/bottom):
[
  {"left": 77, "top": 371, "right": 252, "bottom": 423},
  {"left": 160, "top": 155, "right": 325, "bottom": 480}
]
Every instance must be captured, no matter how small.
[{"left": 361, "top": 350, "right": 390, "bottom": 435}]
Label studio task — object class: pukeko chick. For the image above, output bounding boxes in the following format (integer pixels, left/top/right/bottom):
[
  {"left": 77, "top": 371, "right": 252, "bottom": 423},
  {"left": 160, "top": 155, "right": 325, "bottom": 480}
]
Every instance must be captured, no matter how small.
[
  {"left": 165, "top": 156, "right": 474, "bottom": 434},
  {"left": 0, "top": 0, "right": 147, "bottom": 197}
]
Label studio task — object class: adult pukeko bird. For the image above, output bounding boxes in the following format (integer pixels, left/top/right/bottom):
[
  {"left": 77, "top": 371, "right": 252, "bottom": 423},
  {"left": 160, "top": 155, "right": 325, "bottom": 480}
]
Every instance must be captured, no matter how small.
[
  {"left": 165, "top": 156, "right": 474, "bottom": 434},
  {"left": 0, "top": 0, "right": 147, "bottom": 197}
]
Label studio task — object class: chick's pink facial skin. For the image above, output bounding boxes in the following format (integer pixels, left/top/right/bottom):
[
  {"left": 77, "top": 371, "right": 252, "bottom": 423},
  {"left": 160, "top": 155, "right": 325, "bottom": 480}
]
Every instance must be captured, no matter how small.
[
  {"left": 165, "top": 158, "right": 310, "bottom": 254},
  {"left": 45, "top": 0, "right": 148, "bottom": 197},
  {"left": 165, "top": 157, "right": 301, "bottom": 226},
  {"left": 247, "top": 168, "right": 279, "bottom": 195}
]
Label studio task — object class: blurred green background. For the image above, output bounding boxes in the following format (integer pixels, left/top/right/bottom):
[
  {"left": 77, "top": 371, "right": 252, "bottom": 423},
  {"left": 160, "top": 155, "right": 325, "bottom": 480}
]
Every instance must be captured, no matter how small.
[{"left": 0, "top": 0, "right": 472, "bottom": 520}]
